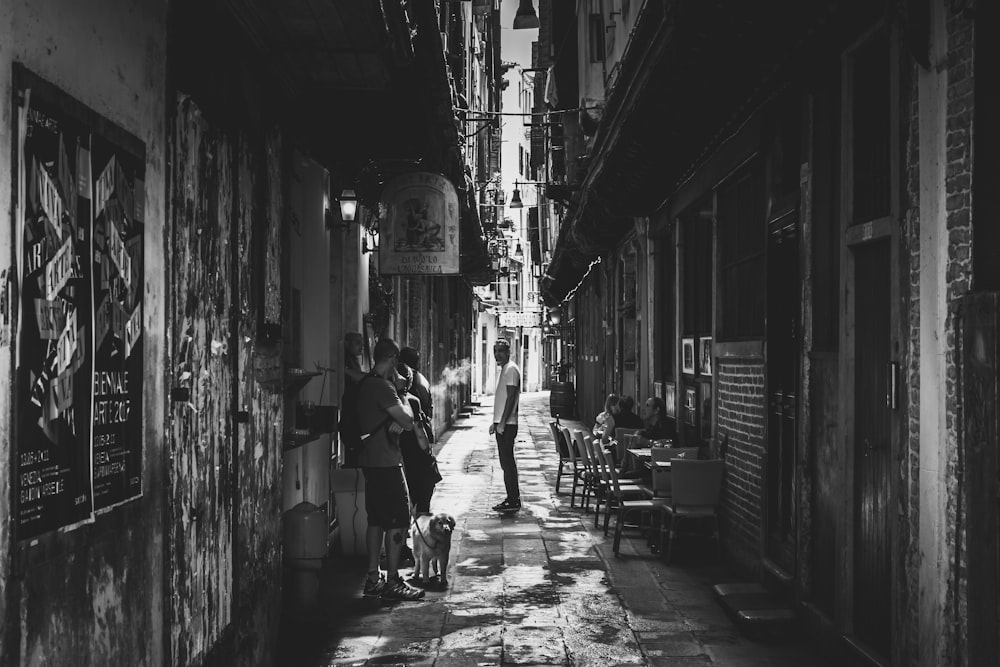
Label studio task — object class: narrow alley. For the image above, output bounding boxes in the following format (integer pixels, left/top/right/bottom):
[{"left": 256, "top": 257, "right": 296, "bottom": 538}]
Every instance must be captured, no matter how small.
[{"left": 277, "top": 392, "right": 833, "bottom": 667}]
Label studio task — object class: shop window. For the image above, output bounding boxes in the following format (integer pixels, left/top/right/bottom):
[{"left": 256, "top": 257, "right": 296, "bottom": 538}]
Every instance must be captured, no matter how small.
[{"left": 717, "top": 168, "right": 765, "bottom": 340}]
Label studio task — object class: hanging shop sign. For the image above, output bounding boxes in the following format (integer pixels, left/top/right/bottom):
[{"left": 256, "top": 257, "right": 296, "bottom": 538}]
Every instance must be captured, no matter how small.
[
  {"left": 499, "top": 311, "right": 542, "bottom": 328},
  {"left": 13, "top": 67, "right": 144, "bottom": 540},
  {"left": 379, "top": 172, "right": 460, "bottom": 275}
]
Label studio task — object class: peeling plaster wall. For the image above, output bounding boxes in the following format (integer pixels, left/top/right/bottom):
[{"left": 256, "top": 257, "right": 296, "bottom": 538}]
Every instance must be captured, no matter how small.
[{"left": 0, "top": 0, "right": 167, "bottom": 664}]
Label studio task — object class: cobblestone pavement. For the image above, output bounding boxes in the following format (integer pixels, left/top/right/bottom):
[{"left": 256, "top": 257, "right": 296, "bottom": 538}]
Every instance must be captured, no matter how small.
[{"left": 276, "top": 392, "right": 833, "bottom": 666}]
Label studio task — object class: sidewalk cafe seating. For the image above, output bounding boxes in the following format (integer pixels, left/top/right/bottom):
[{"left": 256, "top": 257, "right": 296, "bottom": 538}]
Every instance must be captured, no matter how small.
[
  {"left": 641, "top": 446, "right": 701, "bottom": 498},
  {"left": 610, "top": 451, "right": 670, "bottom": 556},
  {"left": 658, "top": 459, "right": 725, "bottom": 564},
  {"left": 598, "top": 446, "right": 647, "bottom": 538},
  {"left": 571, "top": 429, "right": 600, "bottom": 511},
  {"left": 612, "top": 427, "right": 641, "bottom": 463},
  {"left": 559, "top": 425, "right": 588, "bottom": 508},
  {"left": 587, "top": 434, "right": 643, "bottom": 530},
  {"left": 549, "top": 422, "right": 573, "bottom": 495}
]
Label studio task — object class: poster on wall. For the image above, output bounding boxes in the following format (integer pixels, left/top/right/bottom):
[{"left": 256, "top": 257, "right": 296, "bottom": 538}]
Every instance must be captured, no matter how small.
[
  {"left": 13, "top": 68, "right": 144, "bottom": 539},
  {"left": 379, "top": 172, "right": 460, "bottom": 275},
  {"left": 90, "top": 135, "right": 144, "bottom": 511}
]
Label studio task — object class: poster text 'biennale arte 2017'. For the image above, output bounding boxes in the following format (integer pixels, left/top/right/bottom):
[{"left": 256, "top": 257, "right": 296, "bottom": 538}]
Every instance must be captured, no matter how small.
[{"left": 14, "top": 69, "right": 144, "bottom": 541}]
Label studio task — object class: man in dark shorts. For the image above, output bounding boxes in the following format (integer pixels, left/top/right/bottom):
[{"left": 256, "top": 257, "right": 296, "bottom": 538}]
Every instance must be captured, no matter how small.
[{"left": 358, "top": 338, "right": 424, "bottom": 601}]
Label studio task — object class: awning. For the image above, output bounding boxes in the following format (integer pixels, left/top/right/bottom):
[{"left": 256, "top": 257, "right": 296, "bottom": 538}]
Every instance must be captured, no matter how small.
[{"left": 541, "top": 0, "right": 880, "bottom": 305}]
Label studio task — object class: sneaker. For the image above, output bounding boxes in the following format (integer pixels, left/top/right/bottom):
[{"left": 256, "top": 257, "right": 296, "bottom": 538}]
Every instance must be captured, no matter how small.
[
  {"left": 492, "top": 499, "right": 522, "bottom": 512},
  {"left": 362, "top": 573, "right": 386, "bottom": 597},
  {"left": 381, "top": 576, "right": 426, "bottom": 601}
]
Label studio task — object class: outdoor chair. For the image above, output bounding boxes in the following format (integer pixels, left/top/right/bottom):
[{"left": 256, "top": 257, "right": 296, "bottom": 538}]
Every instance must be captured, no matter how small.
[
  {"left": 597, "top": 445, "right": 647, "bottom": 536},
  {"left": 612, "top": 427, "right": 641, "bottom": 463},
  {"left": 559, "top": 425, "right": 588, "bottom": 508},
  {"left": 658, "top": 459, "right": 725, "bottom": 564},
  {"left": 549, "top": 421, "right": 572, "bottom": 495},
  {"left": 609, "top": 450, "right": 669, "bottom": 555},
  {"left": 571, "top": 429, "right": 599, "bottom": 511}
]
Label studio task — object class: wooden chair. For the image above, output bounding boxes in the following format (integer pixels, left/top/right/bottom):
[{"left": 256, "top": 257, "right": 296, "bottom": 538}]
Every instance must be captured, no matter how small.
[
  {"left": 549, "top": 421, "right": 573, "bottom": 495},
  {"left": 597, "top": 445, "right": 647, "bottom": 536},
  {"left": 609, "top": 447, "right": 670, "bottom": 555},
  {"left": 612, "top": 427, "right": 641, "bottom": 463},
  {"left": 571, "top": 429, "right": 599, "bottom": 511},
  {"left": 586, "top": 434, "right": 638, "bottom": 529},
  {"left": 559, "top": 425, "right": 587, "bottom": 508},
  {"left": 659, "top": 459, "right": 725, "bottom": 564}
]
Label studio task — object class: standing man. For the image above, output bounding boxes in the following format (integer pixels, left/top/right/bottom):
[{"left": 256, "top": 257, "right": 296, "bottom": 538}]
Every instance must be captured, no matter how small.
[
  {"left": 399, "top": 346, "right": 433, "bottom": 429},
  {"left": 357, "top": 338, "right": 425, "bottom": 601},
  {"left": 489, "top": 339, "right": 522, "bottom": 512}
]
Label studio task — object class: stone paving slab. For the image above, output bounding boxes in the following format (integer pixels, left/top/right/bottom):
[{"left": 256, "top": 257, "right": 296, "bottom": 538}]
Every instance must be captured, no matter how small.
[{"left": 276, "top": 392, "right": 834, "bottom": 666}]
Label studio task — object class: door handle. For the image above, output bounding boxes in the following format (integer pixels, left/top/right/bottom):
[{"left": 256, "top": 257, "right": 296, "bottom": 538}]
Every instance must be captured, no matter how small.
[{"left": 886, "top": 362, "right": 899, "bottom": 411}]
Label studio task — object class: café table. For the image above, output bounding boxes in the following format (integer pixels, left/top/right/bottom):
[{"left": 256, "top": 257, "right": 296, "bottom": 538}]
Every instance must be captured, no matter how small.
[{"left": 623, "top": 448, "right": 653, "bottom": 479}]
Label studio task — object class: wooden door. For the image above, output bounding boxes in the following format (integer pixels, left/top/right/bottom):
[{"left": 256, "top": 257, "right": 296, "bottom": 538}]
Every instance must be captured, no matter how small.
[
  {"left": 852, "top": 239, "right": 892, "bottom": 657},
  {"left": 765, "top": 211, "right": 799, "bottom": 572}
]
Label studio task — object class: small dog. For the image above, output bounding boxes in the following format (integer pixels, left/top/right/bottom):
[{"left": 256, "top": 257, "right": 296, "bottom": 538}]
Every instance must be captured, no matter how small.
[{"left": 411, "top": 512, "right": 456, "bottom": 588}]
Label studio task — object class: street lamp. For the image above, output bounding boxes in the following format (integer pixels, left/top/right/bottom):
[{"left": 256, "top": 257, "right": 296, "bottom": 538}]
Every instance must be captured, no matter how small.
[
  {"left": 508, "top": 181, "right": 545, "bottom": 209},
  {"left": 338, "top": 189, "right": 358, "bottom": 223},
  {"left": 509, "top": 185, "right": 523, "bottom": 209},
  {"left": 513, "top": 0, "right": 539, "bottom": 29}
]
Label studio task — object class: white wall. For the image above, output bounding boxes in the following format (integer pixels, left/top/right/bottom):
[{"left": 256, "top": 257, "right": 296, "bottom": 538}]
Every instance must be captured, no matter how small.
[{"left": 283, "top": 154, "right": 334, "bottom": 513}]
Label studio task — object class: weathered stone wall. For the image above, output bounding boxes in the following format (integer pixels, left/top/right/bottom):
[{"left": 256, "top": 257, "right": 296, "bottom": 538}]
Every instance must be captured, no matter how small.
[
  {"left": 902, "top": 3, "right": 975, "bottom": 664},
  {"left": 0, "top": 0, "right": 167, "bottom": 663}
]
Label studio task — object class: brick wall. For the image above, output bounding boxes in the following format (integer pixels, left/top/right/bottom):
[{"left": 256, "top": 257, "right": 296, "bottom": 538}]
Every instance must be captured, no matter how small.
[
  {"left": 716, "top": 357, "right": 766, "bottom": 563},
  {"left": 902, "top": 7, "right": 975, "bottom": 664}
]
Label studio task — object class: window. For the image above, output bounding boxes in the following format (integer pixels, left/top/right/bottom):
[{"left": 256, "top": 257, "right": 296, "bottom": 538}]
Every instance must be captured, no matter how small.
[
  {"left": 717, "top": 168, "right": 765, "bottom": 340},
  {"left": 589, "top": 14, "right": 604, "bottom": 63},
  {"left": 518, "top": 145, "right": 524, "bottom": 176}
]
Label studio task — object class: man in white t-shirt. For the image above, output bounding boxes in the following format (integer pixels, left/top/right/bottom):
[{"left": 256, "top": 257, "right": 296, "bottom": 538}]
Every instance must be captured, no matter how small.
[{"left": 489, "top": 339, "right": 522, "bottom": 512}]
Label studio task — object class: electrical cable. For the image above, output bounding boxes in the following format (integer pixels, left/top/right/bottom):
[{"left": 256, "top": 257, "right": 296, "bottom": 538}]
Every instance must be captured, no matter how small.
[{"left": 459, "top": 104, "right": 603, "bottom": 117}]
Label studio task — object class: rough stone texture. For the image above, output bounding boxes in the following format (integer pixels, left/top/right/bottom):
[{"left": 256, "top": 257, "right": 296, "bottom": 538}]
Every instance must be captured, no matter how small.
[
  {"left": 904, "top": 43, "right": 923, "bottom": 667},
  {"left": 0, "top": 1, "right": 168, "bottom": 663},
  {"left": 902, "top": 7, "right": 975, "bottom": 664},
  {"left": 715, "top": 358, "right": 767, "bottom": 568},
  {"left": 942, "top": 10, "right": 974, "bottom": 665},
  {"left": 168, "top": 99, "right": 287, "bottom": 666}
]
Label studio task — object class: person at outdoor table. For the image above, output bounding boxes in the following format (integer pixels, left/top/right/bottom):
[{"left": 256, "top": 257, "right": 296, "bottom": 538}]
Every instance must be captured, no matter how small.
[
  {"left": 633, "top": 396, "right": 674, "bottom": 446},
  {"left": 600, "top": 395, "right": 643, "bottom": 447},
  {"left": 592, "top": 393, "right": 619, "bottom": 437}
]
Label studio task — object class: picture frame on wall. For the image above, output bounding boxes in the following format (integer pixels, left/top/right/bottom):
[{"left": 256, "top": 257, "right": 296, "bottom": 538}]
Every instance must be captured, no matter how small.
[
  {"left": 663, "top": 382, "right": 676, "bottom": 419},
  {"left": 682, "top": 338, "right": 696, "bottom": 374},
  {"left": 698, "top": 336, "right": 713, "bottom": 376},
  {"left": 684, "top": 386, "right": 697, "bottom": 427}
]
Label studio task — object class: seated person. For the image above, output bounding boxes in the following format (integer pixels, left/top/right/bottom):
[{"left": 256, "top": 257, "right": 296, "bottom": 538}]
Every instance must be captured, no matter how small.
[
  {"left": 601, "top": 395, "right": 644, "bottom": 447},
  {"left": 633, "top": 396, "right": 675, "bottom": 446},
  {"left": 592, "top": 393, "right": 619, "bottom": 437}
]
